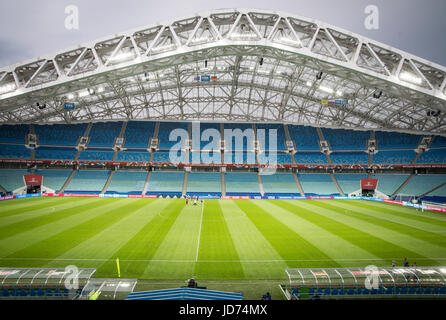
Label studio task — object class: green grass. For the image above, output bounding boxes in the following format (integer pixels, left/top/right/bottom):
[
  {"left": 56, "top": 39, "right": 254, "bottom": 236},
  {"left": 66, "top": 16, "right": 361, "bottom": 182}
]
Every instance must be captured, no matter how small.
[{"left": 1, "top": 197, "right": 446, "bottom": 299}]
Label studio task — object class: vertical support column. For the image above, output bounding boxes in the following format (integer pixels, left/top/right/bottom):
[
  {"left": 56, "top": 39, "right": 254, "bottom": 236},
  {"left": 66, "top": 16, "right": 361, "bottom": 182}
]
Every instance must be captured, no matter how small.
[
  {"left": 283, "top": 124, "right": 297, "bottom": 164},
  {"left": 112, "top": 121, "right": 128, "bottom": 161},
  {"left": 74, "top": 123, "right": 93, "bottom": 161},
  {"left": 367, "top": 130, "right": 375, "bottom": 179}
]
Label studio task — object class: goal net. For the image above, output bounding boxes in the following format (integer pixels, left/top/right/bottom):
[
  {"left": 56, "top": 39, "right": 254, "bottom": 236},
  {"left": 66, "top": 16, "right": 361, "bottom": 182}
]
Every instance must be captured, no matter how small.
[{"left": 394, "top": 194, "right": 416, "bottom": 202}]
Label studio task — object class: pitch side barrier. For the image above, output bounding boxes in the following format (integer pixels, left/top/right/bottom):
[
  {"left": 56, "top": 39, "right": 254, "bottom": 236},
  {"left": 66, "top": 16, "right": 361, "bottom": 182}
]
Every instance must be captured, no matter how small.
[{"left": 2, "top": 193, "right": 445, "bottom": 214}]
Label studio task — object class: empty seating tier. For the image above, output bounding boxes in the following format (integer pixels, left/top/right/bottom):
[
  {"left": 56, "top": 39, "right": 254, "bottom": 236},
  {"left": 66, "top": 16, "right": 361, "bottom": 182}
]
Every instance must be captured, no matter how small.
[
  {"left": 399, "top": 174, "right": 446, "bottom": 196},
  {"left": 334, "top": 174, "right": 367, "bottom": 194},
  {"left": 36, "top": 169, "right": 72, "bottom": 192},
  {"left": 34, "top": 123, "right": 88, "bottom": 146},
  {"left": 0, "top": 125, "right": 29, "bottom": 144},
  {"left": 322, "top": 128, "right": 370, "bottom": 151},
  {"left": 331, "top": 152, "right": 369, "bottom": 165},
  {"left": 0, "top": 144, "right": 30, "bottom": 159},
  {"left": 294, "top": 152, "right": 328, "bottom": 164},
  {"left": 66, "top": 170, "right": 110, "bottom": 192},
  {"left": 187, "top": 172, "right": 221, "bottom": 194},
  {"left": 262, "top": 173, "right": 299, "bottom": 194},
  {"left": 374, "top": 131, "right": 422, "bottom": 149},
  {"left": 107, "top": 171, "right": 147, "bottom": 194},
  {"left": 370, "top": 174, "right": 410, "bottom": 196},
  {"left": 225, "top": 172, "right": 260, "bottom": 195},
  {"left": 298, "top": 173, "right": 339, "bottom": 195},
  {"left": 287, "top": 125, "right": 320, "bottom": 151},
  {"left": 124, "top": 121, "right": 156, "bottom": 148},
  {"left": 147, "top": 171, "right": 184, "bottom": 193},
  {"left": 88, "top": 122, "right": 123, "bottom": 147},
  {"left": 417, "top": 148, "right": 446, "bottom": 164},
  {"left": 35, "top": 147, "right": 77, "bottom": 160},
  {"left": 0, "top": 169, "right": 28, "bottom": 192},
  {"left": 157, "top": 122, "right": 189, "bottom": 150}
]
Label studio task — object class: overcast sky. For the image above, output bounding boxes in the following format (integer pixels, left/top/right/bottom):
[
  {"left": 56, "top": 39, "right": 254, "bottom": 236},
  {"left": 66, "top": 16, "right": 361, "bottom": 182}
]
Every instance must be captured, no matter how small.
[{"left": 0, "top": 0, "right": 445, "bottom": 68}]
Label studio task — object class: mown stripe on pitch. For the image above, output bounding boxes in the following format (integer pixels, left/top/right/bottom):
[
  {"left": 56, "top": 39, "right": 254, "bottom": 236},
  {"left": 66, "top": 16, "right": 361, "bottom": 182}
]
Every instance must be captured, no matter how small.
[
  {"left": 234, "top": 200, "right": 341, "bottom": 269},
  {"left": 4, "top": 199, "right": 152, "bottom": 268},
  {"left": 0, "top": 197, "right": 82, "bottom": 218},
  {"left": 0, "top": 198, "right": 132, "bottom": 260},
  {"left": 139, "top": 202, "right": 203, "bottom": 279},
  {"left": 42, "top": 199, "right": 172, "bottom": 276},
  {"left": 107, "top": 199, "right": 186, "bottom": 279},
  {"left": 194, "top": 200, "right": 245, "bottom": 279},
  {"left": 0, "top": 197, "right": 50, "bottom": 210},
  {"left": 0, "top": 198, "right": 119, "bottom": 241},
  {"left": 326, "top": 201, "right": 446, "bottom": 243},
  {"left": 355, "top": 200, "right": 446, "bottom": 225},
  {"left": 261, "top": 200, "right": 383, "bottom": 267},
  {"left": 277, "top": 200, "right": 437, "bottom": 265},
  {"left": 0, "top": 198, "right": 96, "bottom": 228},
  {"left": 219, "top": 200, "right": 288, "bottom": 279},
  {"left": 285, "top": 200, "right": 438, "bottom": 265}
]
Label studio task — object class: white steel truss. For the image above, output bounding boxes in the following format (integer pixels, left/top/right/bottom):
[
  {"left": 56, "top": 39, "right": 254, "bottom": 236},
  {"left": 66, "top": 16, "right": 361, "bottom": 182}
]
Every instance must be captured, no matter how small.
[{"left": 0, "top": 9, "right": 445, "bottom": 134}]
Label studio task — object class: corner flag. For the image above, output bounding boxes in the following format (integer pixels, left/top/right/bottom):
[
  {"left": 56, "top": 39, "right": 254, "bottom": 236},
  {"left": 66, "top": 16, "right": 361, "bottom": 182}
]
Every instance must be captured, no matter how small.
[{"left": 116, "top": 258, "right": 121, "bottom": 278}]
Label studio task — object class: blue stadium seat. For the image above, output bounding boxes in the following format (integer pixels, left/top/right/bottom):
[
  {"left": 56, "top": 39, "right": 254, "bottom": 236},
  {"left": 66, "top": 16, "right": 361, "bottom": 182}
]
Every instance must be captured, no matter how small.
[
  {"left": 331, "top": 288, "right": 338, "bottom": 295},
  {"left": 30, "top": 288, "right": 37, "bottom": 297},
  {"left": 45, "top": 289, "right": 53, "bottom": 297},
  {"left": 20, "top": 289, "right": 28, "bottom": 296},
  {"left": 37, "top": 288, "right": 45, "bottom": 297},
  {"left": 439, "top": 286, "right": 446, "bottom": 294},
  {"left": 308, "top": 288, "right": 315, "bottom": 295},
  {"left": 291, "top": 288, "right": 299, "bottom": 298},
  {"left": 339, "top": 288, "right": 346, "bottom": 295},
  {"left": 362, "top": 288, "right": 370, "bottom": 295},
  {"left": 316, "top": 288, "right": 323, "bottom": 295},
  {"left": 2, "top": 289, "right": 9, "bottom": 297},
  {"left": 371, "top": 288, "right": 378, "bottom": 295},
  {"left": 399, "top": 287, "right": 407, "bottom": 295},
  {"left": 385, "top": 287, "right": 394, "bottom": 294},
  {"left": 323, "top": 288, "right": 331, "bottom": 296},
  {"left": 356, "top": 288, "right": 362, "bottom": 295},
  {"left": 423, "top": 287, "right": 432, "bottom": 294},
  {"left": 346, "top": 288, "right": 355, "bottom": 295},
  {"left": 408, "top": 287, "right": 416, "bottom": 294}
]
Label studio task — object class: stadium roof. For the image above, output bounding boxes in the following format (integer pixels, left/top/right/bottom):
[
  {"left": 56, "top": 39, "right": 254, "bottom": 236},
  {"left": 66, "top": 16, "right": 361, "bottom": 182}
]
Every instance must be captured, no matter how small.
[{"left": 0, "top": 8, "right": 445, "bottom": 134}]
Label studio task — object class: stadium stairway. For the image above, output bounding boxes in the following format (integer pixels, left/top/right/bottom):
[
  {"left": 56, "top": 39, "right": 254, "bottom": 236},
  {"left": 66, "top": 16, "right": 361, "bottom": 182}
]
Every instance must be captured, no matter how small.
[
  {"left": 292, "top": 172, "right": 305, "bottom": 196},
  {"left": 330, "top": 173, "right": 346, "bottom": 196},
  {"left": 101, "top": 170, "right": 115, "bottom": 194},
  {"left": 317, "top": 127, "right": 345, "bottom": 196},
  {"left": 142, "top": 171, "right": 152, "bottom": 195},
  {"left": 182, "top": 170, "right": 189, "bottom": 197},
  {"left": 59, "top": 170, "right": 77, "bottom": 193},
  {"left": 0, "top": 183, "right": 7, "bottom": 195},
  {"left": 221, "top": 171, "right": 226, "bottom": 196},
  {"left": 258, "top": 173, "right": 265, "bottom": 196},
  {"left": 419, "top": 182, "right": 446, "bottom": 199},
  {"left": 391, "top": 174, "right": 415, "bottom": 198}
]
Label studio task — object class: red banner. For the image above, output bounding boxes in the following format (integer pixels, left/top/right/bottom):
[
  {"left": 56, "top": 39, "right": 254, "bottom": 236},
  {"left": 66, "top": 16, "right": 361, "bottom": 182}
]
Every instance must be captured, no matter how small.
[
  {"left": 361, "top": 179, "right": 378, "bottom": 190},
  {"left": 23, "top": 175, "right": 43, "bottom": 186}
]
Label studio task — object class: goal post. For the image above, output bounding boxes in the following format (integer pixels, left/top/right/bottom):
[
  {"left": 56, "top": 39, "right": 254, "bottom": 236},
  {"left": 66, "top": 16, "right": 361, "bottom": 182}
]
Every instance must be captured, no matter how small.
[
  {"left": 394, "top": 194, "right": 416, "bottom": 202},
  {"left": 421, "top": 201, "right": 446, "bottom": 213}
]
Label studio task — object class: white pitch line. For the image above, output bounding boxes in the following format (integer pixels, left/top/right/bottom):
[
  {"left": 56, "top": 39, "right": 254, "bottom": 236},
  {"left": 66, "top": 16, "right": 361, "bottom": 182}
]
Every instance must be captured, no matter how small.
[
  {"left": 2, "top": 257, "right": 446, "bottom": 263},
  {"left": 195, "top": 201, "right": 204, "bottom": 262}
]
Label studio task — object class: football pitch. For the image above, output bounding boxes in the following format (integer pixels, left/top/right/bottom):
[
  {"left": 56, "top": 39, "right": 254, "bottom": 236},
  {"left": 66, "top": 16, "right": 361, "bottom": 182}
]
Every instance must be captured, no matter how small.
[{"left": 1, "top": 197, "right": 446, "bottom": 283}]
